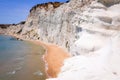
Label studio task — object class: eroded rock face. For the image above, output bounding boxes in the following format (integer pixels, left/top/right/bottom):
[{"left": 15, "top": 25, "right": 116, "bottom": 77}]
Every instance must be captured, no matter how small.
[
  {"left": 2, "top": 0, "right": 120, "bottom": 55},
  {"left": 21, "top": 1, "right": 76, "bottom": 51},
  {"left": 98, "top": 0, "right": 120, "bottom": 6},
  {"left": 21, "top": 0, "right": 95, "bottom": 52},
  {"left": 30, "top": 2, "right": 64, "bottom": 12},
  {"left": 0, "top": 22, "right": 25, "bottom": 37},
  {"left": 0, "top": 24, "right": 10, "bottom": 34},
  {"left": 46, "top": 0, "right": 120, "bottom": 80}
]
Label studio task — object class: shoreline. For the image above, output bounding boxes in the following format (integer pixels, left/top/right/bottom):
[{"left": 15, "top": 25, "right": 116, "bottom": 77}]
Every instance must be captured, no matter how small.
[
  {"left": 1, "top": 34, "right": 70, "bottom": 78},
  {"left": 30, "top": 40, "right": 70, "bottom": 78}
]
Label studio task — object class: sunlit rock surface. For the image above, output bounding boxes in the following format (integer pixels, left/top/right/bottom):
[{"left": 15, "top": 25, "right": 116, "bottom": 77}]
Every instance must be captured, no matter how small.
[
  {"left": 45, "top": 0, "right": 120, "bottom": 80},
  {"left": 1, "top": 0, "right": 120, "bottom": 80}
]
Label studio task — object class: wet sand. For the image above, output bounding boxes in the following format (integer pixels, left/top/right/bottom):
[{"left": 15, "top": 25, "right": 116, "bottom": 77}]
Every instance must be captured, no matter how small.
[
  {"left": 32, "top": 41, "right": 70, "bottom": 78},
  {"left": 13, "top": 42, "right": 46, "bottom": 80},
  {"left": 4, "top": 34, "right": 70, "bottom": 78}
]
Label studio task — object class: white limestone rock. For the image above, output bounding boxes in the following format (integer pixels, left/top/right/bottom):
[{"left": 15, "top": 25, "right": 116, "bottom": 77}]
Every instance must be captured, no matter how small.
[{"left": 48, "top": 33, "right": 120, "bottom": 80}]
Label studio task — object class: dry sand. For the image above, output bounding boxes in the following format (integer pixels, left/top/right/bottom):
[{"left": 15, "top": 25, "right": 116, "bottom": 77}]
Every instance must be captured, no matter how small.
[{"left": 32, "top": 41, "right": 70, "bottom": 78}]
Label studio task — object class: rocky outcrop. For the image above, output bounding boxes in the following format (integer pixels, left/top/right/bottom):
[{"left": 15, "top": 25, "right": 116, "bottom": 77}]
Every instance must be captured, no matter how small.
[
  {"left": 20, "top": 0, "right": 94, "bottom": 52},
  {"left": 3, "top": 21, "right": 25, "bottom": 35},
  {"left": 21, "top": 0, "right": 120, "bottom": 55},
  {"left": 30, "top": 2, "right": 64, "bottom": 12},
  {"left": 21, "top": 1, "right": 74, "bottom": 51},
  {"left": 98, "top": 0, "right": 120, "bottom": 6},
  {"left": 0, "top": 24, "right": 10, "bottom": 28},
  {"left": 0, "top": 24, "right": 10, "bottom": 34}
]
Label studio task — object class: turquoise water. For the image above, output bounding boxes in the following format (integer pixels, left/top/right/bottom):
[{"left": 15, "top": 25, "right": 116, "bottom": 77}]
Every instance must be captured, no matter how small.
[{"left": 0, "top": 35, "right": 46, "bottom": 80}]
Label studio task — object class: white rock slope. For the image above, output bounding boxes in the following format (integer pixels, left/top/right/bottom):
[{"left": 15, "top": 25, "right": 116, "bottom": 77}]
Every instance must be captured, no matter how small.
[
  {"left": 48, "top": 34, "right": 120, "bottom": 80},
  {"left": 46, "top": 0, "right": 120, "bottom": 80}
]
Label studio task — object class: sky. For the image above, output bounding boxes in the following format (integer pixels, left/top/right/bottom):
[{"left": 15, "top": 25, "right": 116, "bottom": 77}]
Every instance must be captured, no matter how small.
[{"left": 0, "top": 0, "right": 68, "bottom": 24}]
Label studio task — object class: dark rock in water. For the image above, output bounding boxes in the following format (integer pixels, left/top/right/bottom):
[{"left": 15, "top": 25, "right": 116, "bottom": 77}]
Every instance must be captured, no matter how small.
[
  {"left": 16, "top": 38, "right": 23, "bottom": 41},
  {"left": 0, "top": 35, "right": 23, "bottom": 41},
  {"left": 9, "top": 37, "right": 17, "bottom": 40},
  {"left": 9, "top": 36, "right": 23, "bottom": 41}
]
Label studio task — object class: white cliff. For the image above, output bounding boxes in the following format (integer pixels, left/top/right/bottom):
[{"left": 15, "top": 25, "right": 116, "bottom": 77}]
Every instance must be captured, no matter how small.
[
  {"left": 45, "top": 0, "right": 120, "bottom": 80},
  {"left": 1, "top": 0, "right": 120, "bottom": 80}
]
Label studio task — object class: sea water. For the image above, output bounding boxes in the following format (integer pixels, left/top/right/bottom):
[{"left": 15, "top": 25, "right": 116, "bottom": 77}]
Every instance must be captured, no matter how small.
[{"left": 0, "top": 35, "right": 46, "bottom": 80}]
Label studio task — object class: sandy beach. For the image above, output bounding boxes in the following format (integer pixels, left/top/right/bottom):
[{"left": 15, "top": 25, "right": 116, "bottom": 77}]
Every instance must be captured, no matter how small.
[
  {"left": 32, "top": 41, "right": 70, "bottom": 78},
  {"left": 3, "top": 34, "right": 70, "bottom": 78}
]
